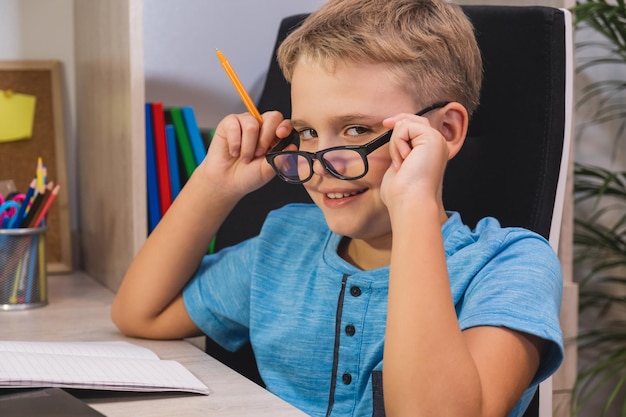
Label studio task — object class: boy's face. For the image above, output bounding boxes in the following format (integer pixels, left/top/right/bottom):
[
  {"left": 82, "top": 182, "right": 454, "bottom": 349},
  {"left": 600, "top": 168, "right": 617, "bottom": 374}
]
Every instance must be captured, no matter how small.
[{"left": 290, "top": 59, "right": 419, "bottom": 245}]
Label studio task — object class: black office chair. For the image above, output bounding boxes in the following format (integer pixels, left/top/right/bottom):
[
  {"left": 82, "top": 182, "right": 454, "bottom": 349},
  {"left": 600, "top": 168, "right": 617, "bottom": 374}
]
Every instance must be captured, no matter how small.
[{"left": 209, "top": 6, "right": 573, "bottom": 417}]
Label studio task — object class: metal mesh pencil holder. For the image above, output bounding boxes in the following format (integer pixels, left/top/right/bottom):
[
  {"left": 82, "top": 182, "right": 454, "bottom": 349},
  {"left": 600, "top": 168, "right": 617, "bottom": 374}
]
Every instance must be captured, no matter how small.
[{"left": 0, "top": 226, "right": 48, "bottom": 310}]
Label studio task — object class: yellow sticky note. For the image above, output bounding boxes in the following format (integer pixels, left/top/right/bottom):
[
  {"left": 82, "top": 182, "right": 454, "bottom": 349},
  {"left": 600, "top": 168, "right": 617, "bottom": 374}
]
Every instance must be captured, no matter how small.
[{"left": 0, "top": 90, "right": 37, "bottom": 142}]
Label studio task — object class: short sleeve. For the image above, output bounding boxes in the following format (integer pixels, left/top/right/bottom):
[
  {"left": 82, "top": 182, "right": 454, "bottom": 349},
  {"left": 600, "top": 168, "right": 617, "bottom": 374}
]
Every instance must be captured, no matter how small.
[
  {"left": 457, "top": 230, "right": 564, "bottom": 385},
  {"left": 182, "top": 238, "right": 258, "bottom": 351}
]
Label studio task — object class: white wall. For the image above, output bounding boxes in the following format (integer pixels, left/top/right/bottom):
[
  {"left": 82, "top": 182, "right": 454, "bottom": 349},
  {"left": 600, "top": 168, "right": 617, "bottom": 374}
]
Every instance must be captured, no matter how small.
[{"left": 143, "top": 0, "right": 326, "bottom": 129}]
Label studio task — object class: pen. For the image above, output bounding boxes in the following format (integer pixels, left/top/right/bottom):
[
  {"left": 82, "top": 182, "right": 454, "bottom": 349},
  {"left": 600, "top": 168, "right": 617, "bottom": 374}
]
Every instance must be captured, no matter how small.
[{"left": 216, "top": 49, "right": 263, "bottom": 125}]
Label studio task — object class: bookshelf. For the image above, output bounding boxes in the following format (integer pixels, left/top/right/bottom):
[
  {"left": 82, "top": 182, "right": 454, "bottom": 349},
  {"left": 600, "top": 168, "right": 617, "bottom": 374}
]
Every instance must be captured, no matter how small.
[{"left": 75, "top": 0, "right": 145, "bottom": 291}]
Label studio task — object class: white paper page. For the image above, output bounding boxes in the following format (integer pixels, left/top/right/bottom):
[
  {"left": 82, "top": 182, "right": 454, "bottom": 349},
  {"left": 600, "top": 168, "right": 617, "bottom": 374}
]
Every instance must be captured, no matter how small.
[
  {"left": 0, "top": 341, "right": 159, "bottom": 360},
  {"left": 0, "top": 342, "right": 210, "bottom": 395}
]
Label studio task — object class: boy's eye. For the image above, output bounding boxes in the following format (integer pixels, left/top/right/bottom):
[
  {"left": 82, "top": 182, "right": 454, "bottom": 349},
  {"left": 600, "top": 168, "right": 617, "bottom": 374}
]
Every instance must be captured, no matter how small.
[
  {"left": 298, "top": 129, "right": 317, "bottom": 141},
  {"left": 346, "top": 126, "right": 370, "bottom": 137}
]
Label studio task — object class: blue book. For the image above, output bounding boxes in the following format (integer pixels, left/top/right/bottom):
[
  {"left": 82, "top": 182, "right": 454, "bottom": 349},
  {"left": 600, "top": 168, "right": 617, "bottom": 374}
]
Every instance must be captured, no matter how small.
[
  {"left": 181, "top": 106, "right": 207, "bottom": 166},
  {"left": 145, "top": 102, "right": 161, "bottom": 233},
  {"left": 165, "top": 125, "right": 181, "bottom": 200}
]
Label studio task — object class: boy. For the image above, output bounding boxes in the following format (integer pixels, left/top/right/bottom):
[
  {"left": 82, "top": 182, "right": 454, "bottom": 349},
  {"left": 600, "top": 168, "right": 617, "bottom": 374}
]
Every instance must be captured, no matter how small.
[{"left": 112, "top": 1, "right": 564, "bottom": 416}]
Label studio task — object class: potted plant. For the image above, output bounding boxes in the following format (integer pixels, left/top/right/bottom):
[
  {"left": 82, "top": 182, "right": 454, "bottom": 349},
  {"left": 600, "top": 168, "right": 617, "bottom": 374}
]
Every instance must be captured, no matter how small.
[
  {"left": 572, "top": 164, "right": 626, "bottom": 416},
  {"left": 570, "top": 1, "right": 626, "bottom": 416}
]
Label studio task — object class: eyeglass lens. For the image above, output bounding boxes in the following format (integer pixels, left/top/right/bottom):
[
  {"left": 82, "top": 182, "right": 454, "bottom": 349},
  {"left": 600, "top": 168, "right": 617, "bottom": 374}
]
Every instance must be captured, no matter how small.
[{"left": 271, "top": 148, "right": 367, "bottom": 183}]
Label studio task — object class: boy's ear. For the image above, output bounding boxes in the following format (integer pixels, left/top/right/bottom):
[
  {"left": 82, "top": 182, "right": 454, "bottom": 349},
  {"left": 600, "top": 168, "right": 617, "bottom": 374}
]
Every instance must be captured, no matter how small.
[{"left": 436, "top": 102, "right": 468, "bottom": 160}]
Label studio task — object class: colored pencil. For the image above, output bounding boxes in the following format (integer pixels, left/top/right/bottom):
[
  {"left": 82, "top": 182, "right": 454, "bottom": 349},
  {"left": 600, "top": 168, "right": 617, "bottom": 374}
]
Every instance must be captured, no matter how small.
[
  {"left": 36, "top": 157, "right": 45, "bottom": 191},
  {"left": 32, "top": 183, "right": 60, "bottom": 228},
  {"left": 20, "top": 186, "right": 46, "bottom": 228},
  {"left": 10, "top": 179, "right": 36, "bottom": 228}
]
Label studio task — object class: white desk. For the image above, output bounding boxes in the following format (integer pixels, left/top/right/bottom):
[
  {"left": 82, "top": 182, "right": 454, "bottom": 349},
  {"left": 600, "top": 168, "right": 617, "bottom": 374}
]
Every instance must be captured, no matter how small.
[{"left": 0, "top": 272, "right": 307, "bottom": 417}]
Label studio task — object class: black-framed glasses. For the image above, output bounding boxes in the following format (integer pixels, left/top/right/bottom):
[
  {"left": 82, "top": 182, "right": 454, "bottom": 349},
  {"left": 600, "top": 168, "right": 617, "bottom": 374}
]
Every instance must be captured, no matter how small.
[{"left": 265, "top": 101, "right": 450, "bottom": 184}]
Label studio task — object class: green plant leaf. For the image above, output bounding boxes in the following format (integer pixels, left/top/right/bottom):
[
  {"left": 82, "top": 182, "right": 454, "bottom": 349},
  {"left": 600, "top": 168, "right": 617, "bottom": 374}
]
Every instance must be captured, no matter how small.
[{"left": 570, "top": 2, "right": 626, "bottom": 414}]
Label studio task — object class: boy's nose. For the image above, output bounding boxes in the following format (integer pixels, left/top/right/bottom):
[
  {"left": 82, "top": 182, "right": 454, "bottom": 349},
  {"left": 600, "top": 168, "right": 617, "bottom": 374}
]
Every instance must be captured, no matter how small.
[{"left": 312, "top": 158, "right": 330, "bottom": 177}]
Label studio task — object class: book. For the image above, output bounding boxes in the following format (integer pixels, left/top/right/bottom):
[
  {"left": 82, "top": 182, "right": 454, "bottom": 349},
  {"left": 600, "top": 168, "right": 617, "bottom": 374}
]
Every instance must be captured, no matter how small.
[
  {"left": 150, "top": 102, "right": 172, "bottom": 216},
  {"left": 165, "top": 125, "right": 181, "bottom": 200},
  {"left": 145, "top": 102, "right": 161, "bottom": 233},
  {"left": 181, "top": 106, "right": 207, "bottom": 166},
  {"left": 0, "top": 341, "right": 209, "bottom": 395},
  {"left": 168, "top": 107, "right": 196, "bottom": 182},
  {"left": 0, "top": 387, "right": 106, "bottom": 417}
]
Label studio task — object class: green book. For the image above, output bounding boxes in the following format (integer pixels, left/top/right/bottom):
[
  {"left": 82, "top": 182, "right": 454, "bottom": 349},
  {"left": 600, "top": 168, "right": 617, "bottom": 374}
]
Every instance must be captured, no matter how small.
[{"left": 169, "top": 107, "right": 196, "bottom": 181}]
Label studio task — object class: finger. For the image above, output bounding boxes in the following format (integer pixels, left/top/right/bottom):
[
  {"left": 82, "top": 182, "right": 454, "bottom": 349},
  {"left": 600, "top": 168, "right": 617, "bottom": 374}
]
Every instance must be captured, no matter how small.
[
  {"left": 388, "top": 118, "right": 423, "bottom": 161},
  {"left": 276, "top": 119, "right": 294, "bottom": 140},
  {"left": 394, "top": 133, "right": 414, "bottom": 160},
  {"left": 268, "top": 120, "right": 297, "bottom": 151},
  {"left": 239, "top": 115, "right": 262, "bottom": 163},
  {"left": 384, "top": 112, "right": 433, "bottom": 127},
  {"left": 256, "top": 111, "right": 286, "bottom": 156},
  {"left": 218, "top": 114, "right": 244, "bottom": 159},
  {"left": 386, "top": 134, "right": 404, "bottom": 170}
]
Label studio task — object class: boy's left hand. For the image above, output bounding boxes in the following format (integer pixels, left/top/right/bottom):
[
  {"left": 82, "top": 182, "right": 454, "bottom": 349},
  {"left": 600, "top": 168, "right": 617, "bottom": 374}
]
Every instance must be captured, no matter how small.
[{"left": 380, "top": 113, "right": 449, "bottom": 209}]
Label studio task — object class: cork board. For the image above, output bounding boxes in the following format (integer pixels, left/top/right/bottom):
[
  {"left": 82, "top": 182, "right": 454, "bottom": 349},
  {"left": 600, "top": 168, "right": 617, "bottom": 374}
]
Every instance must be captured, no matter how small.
[{"left": 0, "top": 61, "right": 72, "bottom": 273}]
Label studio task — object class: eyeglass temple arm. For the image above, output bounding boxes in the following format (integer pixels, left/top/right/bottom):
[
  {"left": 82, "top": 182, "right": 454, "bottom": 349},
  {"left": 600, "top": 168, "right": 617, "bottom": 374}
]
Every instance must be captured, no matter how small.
[
  {"left": 416, "top": 101, "right": 451, "bottom": 116},
  {"left": 268, "top": 130, "right": 299, "bottom": 153},
  {"left": 364, "top": 101, "right": 451, "bottom": 153}
]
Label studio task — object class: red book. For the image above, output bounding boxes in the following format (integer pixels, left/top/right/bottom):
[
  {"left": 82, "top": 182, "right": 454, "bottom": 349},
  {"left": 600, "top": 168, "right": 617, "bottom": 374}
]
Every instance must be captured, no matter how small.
[{"left": 151, "top": 102, "right": 172, "bottom": 216}]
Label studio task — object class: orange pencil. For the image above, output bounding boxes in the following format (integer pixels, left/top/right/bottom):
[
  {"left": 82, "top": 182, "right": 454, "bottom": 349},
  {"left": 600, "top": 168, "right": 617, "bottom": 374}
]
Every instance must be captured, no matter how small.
[
  {"left": 216, "top": 49, "right": 263, "bottom": 125},
  {"left": 32, "top": 183, "right": 60, "bottom": 227}
]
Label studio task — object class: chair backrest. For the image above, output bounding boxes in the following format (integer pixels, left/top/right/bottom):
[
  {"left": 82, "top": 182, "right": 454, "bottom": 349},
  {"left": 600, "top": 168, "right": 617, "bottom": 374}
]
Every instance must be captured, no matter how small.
[{"left": 211, "top": 6, "right": 573, "bottom": 417}]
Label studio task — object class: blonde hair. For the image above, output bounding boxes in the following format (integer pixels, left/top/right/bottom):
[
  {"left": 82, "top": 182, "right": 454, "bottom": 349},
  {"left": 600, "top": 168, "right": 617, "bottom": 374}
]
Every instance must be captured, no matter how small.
[{"left": 277, "top": 0, "right": 483, "bottom": 116}]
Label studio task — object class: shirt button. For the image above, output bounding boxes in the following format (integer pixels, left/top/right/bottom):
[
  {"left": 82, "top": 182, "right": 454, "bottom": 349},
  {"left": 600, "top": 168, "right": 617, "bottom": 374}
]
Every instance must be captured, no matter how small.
[
  {"left": 342, "top": 373, "right": 352, "bottom": 385},
  {"left": 345, "top": 324, "right": 356, "bottom": 336},
  {"left": 350, "top": 286, "right": 361, "bottom": 297}
]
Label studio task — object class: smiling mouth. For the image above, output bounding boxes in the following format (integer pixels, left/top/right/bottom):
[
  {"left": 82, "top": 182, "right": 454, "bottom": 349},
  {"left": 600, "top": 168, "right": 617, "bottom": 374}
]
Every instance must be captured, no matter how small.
[{"left": 326, "top": 189, "right": 366, "bottom": 199}]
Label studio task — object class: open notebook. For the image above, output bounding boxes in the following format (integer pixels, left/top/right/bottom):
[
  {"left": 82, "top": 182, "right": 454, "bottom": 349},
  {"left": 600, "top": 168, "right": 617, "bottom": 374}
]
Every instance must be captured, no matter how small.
[{"left": 0, "top": 341, "right": 210, "bottom": 395}]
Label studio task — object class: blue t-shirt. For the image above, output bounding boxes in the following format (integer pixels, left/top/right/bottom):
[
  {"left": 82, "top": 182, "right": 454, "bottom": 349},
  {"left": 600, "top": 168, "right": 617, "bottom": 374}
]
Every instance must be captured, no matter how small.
[{"left": 183, "top": 203, "right": 564, "bottom": 417}]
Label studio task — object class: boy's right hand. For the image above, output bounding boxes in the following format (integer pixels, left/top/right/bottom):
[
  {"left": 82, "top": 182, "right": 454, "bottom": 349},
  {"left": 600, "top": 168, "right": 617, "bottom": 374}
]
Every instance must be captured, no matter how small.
[
  {"left": 111, "top": 111, "right": 293, "bottom": 340},
  {"left": 198, "top": 111, "right": 293, "bottom": 199}
]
